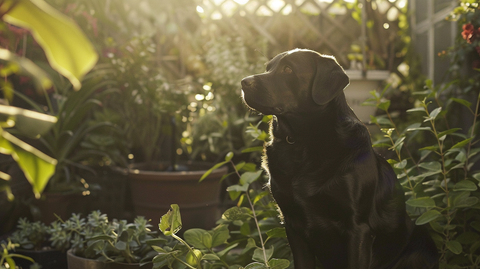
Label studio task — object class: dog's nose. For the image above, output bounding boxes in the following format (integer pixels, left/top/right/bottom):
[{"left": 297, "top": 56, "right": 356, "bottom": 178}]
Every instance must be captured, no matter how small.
[{"left": 241, "top": 76, "right": 255, "bottom": 88}]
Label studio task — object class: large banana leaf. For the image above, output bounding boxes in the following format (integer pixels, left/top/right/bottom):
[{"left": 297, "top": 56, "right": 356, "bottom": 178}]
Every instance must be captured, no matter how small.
[{"left": 1, "top": 0, "right": 98, "bottom": 90}]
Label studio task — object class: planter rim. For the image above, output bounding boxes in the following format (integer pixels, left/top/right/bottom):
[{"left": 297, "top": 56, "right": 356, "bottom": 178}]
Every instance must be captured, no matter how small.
[
  {"left": 127, "top": 161, "right": 228, "bottom": 178},
  {"left": 345, "top": 69, "right": 390, "bottom": 80},
  {"left": 67, "top": 249, "right": 150, "bottom": 267}
]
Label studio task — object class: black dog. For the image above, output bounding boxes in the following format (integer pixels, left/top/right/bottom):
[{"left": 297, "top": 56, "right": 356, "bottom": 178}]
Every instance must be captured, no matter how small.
[{"left": 241, "top": 49, "right": 438, "bottom": 269}]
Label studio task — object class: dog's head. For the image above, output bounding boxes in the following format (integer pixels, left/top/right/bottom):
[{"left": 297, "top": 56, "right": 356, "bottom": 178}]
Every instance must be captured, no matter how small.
[{"left": 241, "top": 49, "right": 349, "bottom": 115}]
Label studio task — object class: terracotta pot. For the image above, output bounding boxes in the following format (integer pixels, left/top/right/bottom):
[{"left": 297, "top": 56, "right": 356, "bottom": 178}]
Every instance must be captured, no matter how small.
[
  {"left": 67, "top": 250, "right": 153, "bottom": 269},
  {"left": 127, "top": 162, "right": 228, "bottom": 231},
  {"left": 14, "top": 249, "right": 67, "bottom": 269},
  {"left": 34, "top": 192, "right": 81, "bottom": 224}
]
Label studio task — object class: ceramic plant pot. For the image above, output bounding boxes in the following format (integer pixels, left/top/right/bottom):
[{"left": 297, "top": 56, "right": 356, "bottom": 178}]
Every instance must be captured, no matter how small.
[
  {"left": 127, "top": 162, "right": 228, "bottom": 231},
  {"left": 344, "top": 70, "right": 390, "bottom": 123}
]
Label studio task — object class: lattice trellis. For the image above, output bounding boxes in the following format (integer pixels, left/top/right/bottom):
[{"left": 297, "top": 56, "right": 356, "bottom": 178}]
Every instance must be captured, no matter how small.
[{"left": 195, "top": 0, "right": 407, "bottom": 69}]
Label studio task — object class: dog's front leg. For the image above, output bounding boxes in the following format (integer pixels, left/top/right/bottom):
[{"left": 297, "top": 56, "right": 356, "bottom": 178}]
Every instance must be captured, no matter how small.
[
  {"left": 347, "top": 226, "right": 375, "bottom": 269},
  {"left": 285, "top": 224, "right": 316, "bottom": 268}
]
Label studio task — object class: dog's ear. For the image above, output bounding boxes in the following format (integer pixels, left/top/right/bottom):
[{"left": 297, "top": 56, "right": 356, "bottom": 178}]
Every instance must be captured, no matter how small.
[{"left": 311, "top": 56, "right": 349, "bottom": 105}]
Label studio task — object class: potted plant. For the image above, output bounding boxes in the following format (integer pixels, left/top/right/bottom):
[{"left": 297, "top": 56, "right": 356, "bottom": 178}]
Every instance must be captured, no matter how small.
[
  {"left": 50, "top": 211, "right": 165, "bottom": 269},
  {"left": 94, "top": 32, "right": 228, "bottom": 231},
  {"left": 8, "top": 218, "right": 67, "bottom": 269},
  {"left": 343, "top": 1, "right": 408, "bottom": 123}
]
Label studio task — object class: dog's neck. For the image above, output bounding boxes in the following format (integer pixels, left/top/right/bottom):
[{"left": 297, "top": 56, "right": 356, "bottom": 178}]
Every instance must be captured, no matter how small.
[{"left": 272, "top": 93, "right": 354, "bottom": 144}]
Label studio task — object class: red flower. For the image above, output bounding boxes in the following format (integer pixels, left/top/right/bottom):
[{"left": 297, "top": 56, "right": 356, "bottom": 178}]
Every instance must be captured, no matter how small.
[{"left": 462, "top": 23, "right": 478, "bottom": 43}]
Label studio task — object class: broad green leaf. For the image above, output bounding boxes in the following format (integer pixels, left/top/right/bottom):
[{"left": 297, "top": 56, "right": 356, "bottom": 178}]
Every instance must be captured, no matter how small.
[
  {"left": 446, "top": 240, "right": 462, "bottom": 254},
  {"left": 0, "top": 131, "right": 56, "bottom": 198},
  {"left": 266, "top": 227, "right": 287, "bottom": 239},
  {"left": 159, "top": 204, "right": 182, "bottom": 236},
  {"left": 416, "top": 210, "right": 442, "bottom": 225},
  {"left": 405, "top": 197, "right": 435, "bottom": 208},
  {"left": 473, "top": 173, "right": 480, "bottom": 182},
  {"left": 222, "top": 207, "right": 251, "bottom": 221},
  {"left": 456, "top": 232, "right": 480, "bottom": 245},
  {"left": 269, "top": 259, "right": 290, "bottom": 269},
  {"left": 418, "top": 161, "right": 442, "bottom": 171},
  {"left": 115, "top": 240, "right": 127, "bottom": 251},
  {"left": 202, "top": 254, "right": 220, "bottom": 261},
  {"left": 239, "top": 170, "right": 263, "bottom": 186},
  {"left": 453, "top": 180, "right": 478, "bottom": 192},
  {"left": 454, "top": 197, "right": 478, "bottom": 208},
  {"left": 451, "top": 98, "right": 472, "bottom": 108},
  {"left": 0, "top": 105, "right": 57, "bottom": 138},
  {"left": 2, "top": 0, "right": 98, "bottom": 90},
  {"left": 393, "top": 160, "right": 407, "bottom": 169},
  {"left": 211, "top": 225, "right": 230, "bottom": 247},
  {"left": 226, "top": 184, "right": 249, "bottom": 193},
  {"left": 184, "top": 228, "right": 212, "bottom": 249},
  {"left": 252, "top": 247, "right": 274, "bottom": 263}
]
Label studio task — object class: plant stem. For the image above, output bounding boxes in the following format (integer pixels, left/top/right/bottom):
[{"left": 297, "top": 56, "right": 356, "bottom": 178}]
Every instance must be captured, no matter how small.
[
  {"left": 172, "top": 234, "right": 202, "bottom": 269},
  {"left": 230, "top": 160, "right": 269, "bottom": 268}
]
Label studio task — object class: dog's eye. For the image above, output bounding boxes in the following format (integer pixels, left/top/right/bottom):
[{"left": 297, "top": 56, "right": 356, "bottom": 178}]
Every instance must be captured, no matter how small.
[{"left": 283, "top": 66, "right": 293, "bottom": 74}]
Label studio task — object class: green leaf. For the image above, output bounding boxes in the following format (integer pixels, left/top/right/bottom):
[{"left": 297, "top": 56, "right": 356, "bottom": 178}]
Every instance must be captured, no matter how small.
[
  {"left": 454, "top": 197, "right": 478, "bottom": 208},
  {"left": 202, "top": 254, "right": 220, "bottom": 261},
  {"left": 446, "top": 240, "right": 462, "bottom": 254},
  {"left": 226, "top": 184, "right": 249, "bottom": 193},
  {"left": 0, "top": 131, "right": 56, "bottom": 198},
  {"left": 456, "top": 232, "right": 480, "bottom": 245},
  {"left": 245, "top": 262, "right": 268, "bottom": 269},
  {"left": 184, "top": 228, "right": 212, "bottom": 249},
  {"left": 406, "top": 107, "right": 425, "bottom": 113},
  {"left": 217, "top": 242, "right": 239, "bottom": 257},
  {"left": 416, "top": 210, "right": 442, "bottom": 225},
  {"left": 2, "top": 0, "right": 98, "bottom": 90},
  {"left": 377, "top": 100, "right": 391, "bottom": 111},
  {"left": 269, "top": 259, "right": 290, "bottom": 269},
  {"left": 266, "top": 227, "right": 287, "bottom": 241},
  {"left": 225, "top": 152, "right": 234, "bottom": 161},
  {"left": 199, "top": 161, "right": 228, "bottom": 183},
  {"left": 239, "top": 170, "right": 263, "bottom": 186},
  {"left": 428, "top": 107, "right": 442, "bottom": 120},
  {"left": 451, "top": 98, "right": 472, "bottom": 108},
  {"left": 438, "top": 128, "right": 462, "bottom": 139},
  {"left": 453, "top": 180, "right": 478, "bottom": 192},
  {"left": 405, "top": 197, "right": 435, "bottom": 208},
  {"left": 418, "top": 161, "right": 442, "bottom": 171},
  {"left": 471, "top": 221, "right": 480, "bottom": 233},
  {"left": 222, "top": 207, "right": 251, "bottom": 221},
  {"left": 393, "top": 159, "right": 407, "bottom": 169},
  {"left": 252, "top": 246, "right": 274, "bottom": 263},
  {"left": 211, "top": 225, "right": 230, "bottom": 247},
  {"left": 450, "top": 138, "right": 474, "bottom": 150},
  {"left": 159, "top": 204, "right": 182, "bottom": 236}
]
